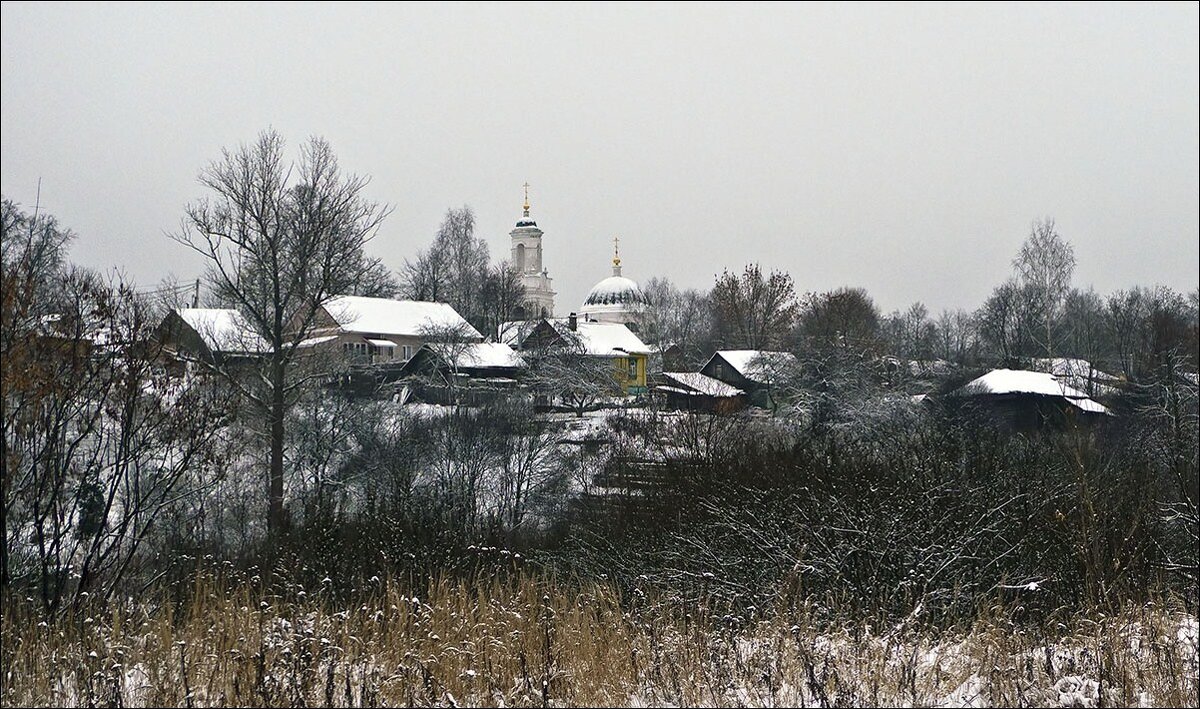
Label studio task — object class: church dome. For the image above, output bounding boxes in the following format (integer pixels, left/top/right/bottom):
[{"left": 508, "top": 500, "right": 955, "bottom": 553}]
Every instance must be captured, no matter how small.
[{"left": 583, "top": 276, "right": 650, "bottom": 308}]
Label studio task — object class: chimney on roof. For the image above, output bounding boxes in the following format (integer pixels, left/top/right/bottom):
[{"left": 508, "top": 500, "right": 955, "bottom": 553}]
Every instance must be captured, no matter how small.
[{"left": 568, "top": 312, "right": 577, "bottom": 331}]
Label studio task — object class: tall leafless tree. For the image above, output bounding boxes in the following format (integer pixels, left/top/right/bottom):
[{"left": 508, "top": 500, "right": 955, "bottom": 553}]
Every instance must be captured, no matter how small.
[
  {"left": 171, "top": 130, "right": 389, "bottom": 535},
  {"left": 711, "top": 264, "right": 798, "bottom": 349},
  {"left": 935, "top": 308, "right": 976, "bottom": 365},
  {"left": 977, "top": 278, "right": 1040, "bottom": 363},
  {"left": 642, "top": 276, "right": 716, "bottom": 366},
  {"left": 477, "top": 262, "right": 528, "bottom": 340},
  {"left": 1013, "top": 218, "right": 1075, "bottom": 356},
  {"left": 2, "top": 198, "right": 75, "bottom": 587},
  {"left": 400, "top": 206, "right": 491, "bottom": 327}
]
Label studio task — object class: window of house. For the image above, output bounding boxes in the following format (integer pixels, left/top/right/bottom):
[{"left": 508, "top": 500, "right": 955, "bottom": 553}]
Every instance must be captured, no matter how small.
[
  {"left": 628, "top": 357, "right": 638, "bottom": 379},
  {"left": 402, "top": 345, "right": 413, "bottom": 360}
]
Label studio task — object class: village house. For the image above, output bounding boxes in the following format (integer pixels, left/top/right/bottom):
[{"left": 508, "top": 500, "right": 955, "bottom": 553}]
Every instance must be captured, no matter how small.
[
  {"left": 500, "top": 313, "right": 651, "bottom": 396},
  {"left": 307, "top": 295, "right": 483, "bottom": 366},
  {"left": 397, "top": 341, "right": 525, "bottom": 405},
  {"left": 951, "top": 368, "right": 1112, "bottom": 431},
  {"left": 700, "top": 349, "right": 797, "bottom": 408},
  {"left": 654, "top": 371, "right": 746, "bottom": 413},
  {"left": 156, "top": 307, "right": 269, "bottom": 374}
]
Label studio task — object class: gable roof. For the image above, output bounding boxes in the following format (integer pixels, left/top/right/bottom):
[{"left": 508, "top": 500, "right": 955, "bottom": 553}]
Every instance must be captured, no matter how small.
[
  {"left": 174, "top": 308, "right": 268, "bottom": 354},
  {"left": 498, "top": 320, "right": 538, "bottom": 347},
  {"left": 550, "top": 319, "right": 650, "bottom": 357},
  {"left": 957, "top": 369, "right": 1111, "bottom": 415},
  {"left": 1029, "top": 357, "right": 1122, "bottom": 382},
  {"left": 661, "top": 371, "right": 744, "bottom": 397},
  {"left": 323, "top": 295, "right": 481, "bottom": 339},
  {"left": 427, "top": 342, "right": 524, "bottom": 370},
  {"left": 501, "top": 318, "right": 650, "bottom": 357},
  {"left": 1028, "top": 357, "right": 1123, "bottom": 396},
  {"left": 709, "top": 350, "right": 797, "bottom": 382}
]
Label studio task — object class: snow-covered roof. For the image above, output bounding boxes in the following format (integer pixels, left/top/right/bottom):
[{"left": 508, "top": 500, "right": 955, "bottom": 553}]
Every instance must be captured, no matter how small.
[
  {"left": 498, "top": 320, "right": 537, "bottom": 347},
  {"left": 662, "top": 371, "right": 744, "bottom": 397},
  {"left": 175, "top": 308, "right": 268, "bottom": 354},
  {"left": 582, "top": 276, "right": 650, "bottom": 308},
  {"left": 295, "top": 334, "right": 339, "bottom": 349},
  {"left": 323, "top": 295, "right": 482, "bottom": 340},
  {"left": 500, "top": 318, "right": 649, "bottom": 357},
  {"left": 713, "top": 350, "right": 797, "bottom": 382},
  {"left": 427, "top": 342, "right": 524, "bottom": 369},
  {"left": 1032, "top": 357, "right": 1123, "bottom": 395},
  {"left": 1029, "top": 357, "right": 1121, "bottom": 381},
  {"left": 551, "top": 319, "right": 651, "bottom": 356},
  {"left": 1028, "top": 357, "right": 1123, "bottom": 396},
  {"left": 366, "top": 338, "right": 396, "bottom": 348},
  {"left": 958, "top": 369, "right": 1111, "bottom": 415}
]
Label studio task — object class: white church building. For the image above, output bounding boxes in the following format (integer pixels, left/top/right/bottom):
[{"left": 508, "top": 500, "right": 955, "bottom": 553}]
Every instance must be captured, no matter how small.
[
  {"left": 505, "top": 184, "right": 649, "bottom": 332},
  {"left": 579, "top": 237, "right": 650, "bottom": 332},
  {"left": 509, "top": 184, "right": 557, "bottom": 319}
]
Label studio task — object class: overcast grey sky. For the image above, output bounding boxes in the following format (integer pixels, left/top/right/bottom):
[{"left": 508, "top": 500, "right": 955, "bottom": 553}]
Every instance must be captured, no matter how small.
[{"left": 2, "top": 2, "right": 1197, "bottom": 313}]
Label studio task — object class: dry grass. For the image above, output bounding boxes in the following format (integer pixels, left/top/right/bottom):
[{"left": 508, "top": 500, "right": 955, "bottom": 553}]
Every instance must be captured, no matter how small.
[{"left": 2, "top": 573, "right": 1196, "bottom": 707}]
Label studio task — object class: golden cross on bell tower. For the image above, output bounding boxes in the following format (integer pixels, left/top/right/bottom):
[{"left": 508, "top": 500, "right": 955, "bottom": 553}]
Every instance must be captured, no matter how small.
[
  {"left": 612, "top": 235, "right": 622, "bottom": 276},
  {"left": 522, "top": 182, "right": 531, "bottom": 217}
]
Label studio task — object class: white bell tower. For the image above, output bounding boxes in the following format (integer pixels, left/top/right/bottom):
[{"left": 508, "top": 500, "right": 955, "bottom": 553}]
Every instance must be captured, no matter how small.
[{"left": 509, "top": 182, "right": 556, "bottom": 318}]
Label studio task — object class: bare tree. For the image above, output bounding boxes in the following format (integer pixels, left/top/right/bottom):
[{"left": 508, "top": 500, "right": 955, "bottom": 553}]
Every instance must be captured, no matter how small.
[
  {"left": 4, "top": 266, "right": 231, "bottom": 613},
  {"left": 401, "top": 206, "right": 490, "bottom": 325},
  {"left": 488, "top": 400, "right": 561, "bottom": 535},
  {"left": 399, "top": 246, "right": 448, "bottom": 302},
  {"left": 171, "top": 130, "right": 389, "bottom": 535},
  {"left": 1, "top": 196, "right": 75, "bottom": 334},
  {"left": 2, "top": 197, "right": 76, "bottom": 587},
  {"left": 346, "top": 254, "right": 401, "bottom": 298},
  {"left": 642, "top": 276, "right": 716, "bottom": 366},
  {"left": 935, "top": 308, "right": 975, "bottom": 365},
  {"left": 1061, "top": 287, "right": 1108, "bottom": 367},
  {"left": 711, "top": 264, "right": 798, "bottom": 349},
  {"left": 1108, "top": 288, "right": 1149, "bottom": 377},
  {"left": 477, "top": 262, "right": 528, "bottom": 340},
  {"left": 883, "top": 302, "right": 936, "bottom": 362},
  {"left": 523, "top": 331, "right": 623, "bottom": 416},
  {"left": 977, "top": 278, "right": 1040, "bottom": 363},
  {"left": 1013, "top": 218, "right": 1075, "bottom": 356},
  {"left": 797, "top": 287, "right": 881, "bottom": 354}
]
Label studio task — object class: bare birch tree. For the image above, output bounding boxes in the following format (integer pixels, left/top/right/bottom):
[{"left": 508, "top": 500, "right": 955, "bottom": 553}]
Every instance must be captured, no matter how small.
[{"left": 1013, "top": 218, "right": 1075, "bottom": 356}]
